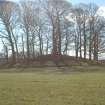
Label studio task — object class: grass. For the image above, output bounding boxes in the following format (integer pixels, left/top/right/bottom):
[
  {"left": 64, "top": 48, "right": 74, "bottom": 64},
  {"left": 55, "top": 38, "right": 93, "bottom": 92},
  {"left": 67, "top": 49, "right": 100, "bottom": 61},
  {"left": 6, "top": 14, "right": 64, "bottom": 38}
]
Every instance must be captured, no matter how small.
[{"left": 0, "top": 67, "right": 105, "bottom": 105}]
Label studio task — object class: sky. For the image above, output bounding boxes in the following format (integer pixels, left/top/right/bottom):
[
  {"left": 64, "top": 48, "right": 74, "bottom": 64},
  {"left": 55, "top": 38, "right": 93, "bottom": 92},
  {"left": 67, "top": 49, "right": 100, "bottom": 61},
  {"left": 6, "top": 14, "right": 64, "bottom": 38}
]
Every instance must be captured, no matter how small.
[
  {"left": 67, "top": 0, "right": 105, "bottom": 6},
  {"left": 6, "top": 0, "right": 105, "bottom": 6}
]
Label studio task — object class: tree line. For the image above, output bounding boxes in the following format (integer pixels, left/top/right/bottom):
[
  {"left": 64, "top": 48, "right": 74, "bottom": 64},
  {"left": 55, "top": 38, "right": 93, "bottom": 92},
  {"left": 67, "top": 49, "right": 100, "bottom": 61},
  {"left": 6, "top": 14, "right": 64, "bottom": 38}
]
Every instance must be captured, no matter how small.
[{"left": 0, "top": 0, "right": 105, "bottom": 64}]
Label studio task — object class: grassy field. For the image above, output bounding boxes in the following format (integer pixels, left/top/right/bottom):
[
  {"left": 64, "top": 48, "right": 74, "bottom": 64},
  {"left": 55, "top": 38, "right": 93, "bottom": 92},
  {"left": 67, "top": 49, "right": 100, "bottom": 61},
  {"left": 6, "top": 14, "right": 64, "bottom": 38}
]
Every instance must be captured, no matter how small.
[{"left": 0, "top": 68, "right": 105, "bottom": 105}]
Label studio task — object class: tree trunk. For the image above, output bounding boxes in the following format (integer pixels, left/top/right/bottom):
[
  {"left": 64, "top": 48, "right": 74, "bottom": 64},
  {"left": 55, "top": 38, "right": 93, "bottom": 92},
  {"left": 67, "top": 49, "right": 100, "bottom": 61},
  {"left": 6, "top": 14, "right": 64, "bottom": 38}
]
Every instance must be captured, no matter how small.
[
  {"left": 93, "top": 32, "right": 98, "bottom": 61},
  {"left": 89, "top": 23, "right": 92, "bottom": 60},
  {"left": 26, "top": 27, "right": 30, "bottom": 63},
  {"left": 83, "top": 19, "right": 86, "bottom": 59},
  {"left": 79, "top": 25, "right": 82, "bottom": 58}
]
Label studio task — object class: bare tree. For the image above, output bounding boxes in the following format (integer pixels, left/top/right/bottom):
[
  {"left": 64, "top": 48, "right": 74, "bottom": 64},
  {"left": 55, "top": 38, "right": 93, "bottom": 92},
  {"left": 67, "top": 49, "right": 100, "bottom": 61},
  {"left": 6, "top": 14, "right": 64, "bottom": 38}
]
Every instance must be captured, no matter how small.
[
  {"left": 44, "top": 0, "right": 71, "bottom": 62},
  {"left": 0, "top": 1, "right": 19, "bottom": 64}
]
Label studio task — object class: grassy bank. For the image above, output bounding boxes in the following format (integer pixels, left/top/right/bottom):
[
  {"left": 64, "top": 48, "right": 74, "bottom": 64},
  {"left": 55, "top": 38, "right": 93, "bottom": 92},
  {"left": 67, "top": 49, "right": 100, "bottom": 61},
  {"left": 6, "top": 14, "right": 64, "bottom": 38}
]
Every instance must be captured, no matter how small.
[{"left": 0, "top": 69, "right": 105, "bottom": 105}]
